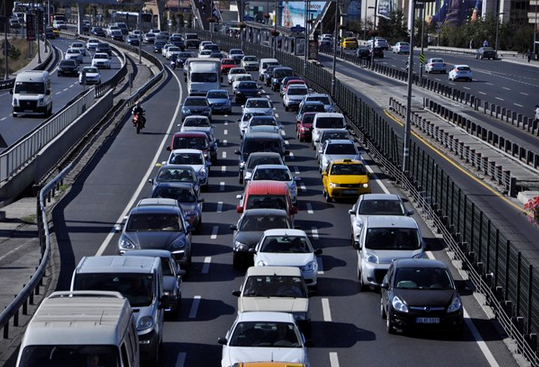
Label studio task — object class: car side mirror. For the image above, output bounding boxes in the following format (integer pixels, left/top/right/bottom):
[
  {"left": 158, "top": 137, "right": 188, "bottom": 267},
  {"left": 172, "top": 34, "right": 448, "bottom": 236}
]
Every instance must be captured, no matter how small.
[
  {"left": 114, "top": 224, "right": 122, "bottom": 232},
  {"left": 380, "top": 282, "right": 389, "bottom": 290},
  {"left": 291, "top": 207, "right": 298, "bottom": 215},
  {"left": 368, "top": 172, "right": 373, "bottom": 178},
  {"left": 159, "top": 294, "right": 170, "bottom": 309},
  {"left": 314, "top": 249, "right": 323, "bottom": 256},
  {"left": 229, "top": 224, "right": 238, "bottom": 230},
  {"left": 406, "top": 210, "right": 415, "bottom": 216},
  {"left": 304, "top": 340, "right": 314, "bottom": 347},
  {"left": 186, "top": 225, "right": 195, "bottom": 233},
  {"left": 166, "top": 146, "right": 172, "bottom": 151},
  {"left": 217, "top": 337, "right": 227, "bottom": 345},
  {"left": 198, "top": 198, "right": 205, "bottom": 203},
  {"left": 236, "top": 206, "right": 243, "bottom": 213},
  {"left": 232, "top": 290, "right": 241, "bottom": 297},
  {"left": 352, "top": 241, "right": 360, "bottom": 250},
  {"left": 148, "top": 178, "right": 154, "bottom": 184}
]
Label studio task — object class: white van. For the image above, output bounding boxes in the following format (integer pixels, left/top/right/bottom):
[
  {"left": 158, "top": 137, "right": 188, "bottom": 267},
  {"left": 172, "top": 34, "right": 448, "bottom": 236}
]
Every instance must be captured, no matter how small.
[
  {"left": 258, "top": 58, "right": 279, "bottom": 81},
  {"left": 71, "top": 255, "right": 168, "bottom": 363},
  {"left": 11, "top": 71, "right": 53, "bottom": 117},
  {"left": 311, "top": 112, "right": 347, "bottom": 148},
  {"left": 16, "top": 290, "right": 140, "bottom": 367},
  {"left": 187, "top": 58, "right": 221, "bottom": 95}
]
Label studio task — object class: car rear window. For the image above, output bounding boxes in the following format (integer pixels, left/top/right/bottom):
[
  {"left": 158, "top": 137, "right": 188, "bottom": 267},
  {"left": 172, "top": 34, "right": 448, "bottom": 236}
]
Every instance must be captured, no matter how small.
[{"left": 316, "top": 117, "right": 345, "bottom": 129}]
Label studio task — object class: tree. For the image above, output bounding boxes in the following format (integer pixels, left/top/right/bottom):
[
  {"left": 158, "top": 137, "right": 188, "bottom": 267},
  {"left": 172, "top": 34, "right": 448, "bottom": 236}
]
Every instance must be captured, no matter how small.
[{"left": 377, "top": 10, "right": 408, "bottom": 44}]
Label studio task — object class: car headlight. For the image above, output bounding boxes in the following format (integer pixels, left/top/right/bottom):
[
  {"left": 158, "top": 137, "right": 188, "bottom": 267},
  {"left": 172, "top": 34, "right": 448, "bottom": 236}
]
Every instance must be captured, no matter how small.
[
  {"left": 329, "top": 182, "right": 338, "bottom": 188},
  {"left": 300, "top": 126, "right": 309, "bottom": 132},
  {"left": 182, "top": 107, "right": 191, "bottom": 114},
  {"left": 391, "top": 295, "right": 409, "bottom": 313},
  {"left": 199, "top": 167, "right": 206, "bottom": 176},
  {"left": 137, "top": 315, "right": 155, "bottom": 331},
  {"left": 362, "top": 183, "right": 369, "bottom": 188},
  {"left": 13, "top": 98, "right": 19, "bottom": 106},
  {"left": 301, "top": 261, "right": 317, "bottom": 273},
  {"left": 365, "top": 252, "right": 379, "bottom": 263},
  {"left": 37, "top": 98, "right": 45, "bottom": 106},
  {"left": 119, "top": 236, "right": 137, "bottom": 250},
  {"left": 447, "top": 295, "right": 462, "bottom": 313},
  {"left": 234, "top": 241, "right": 249, "bottom": 252},
  {"left": 256, "top": 259, "right": 268, "bottom": 266},
  {"left": 203, "top": 107, "right": 211, "bottom": 113},
  {"left": 170, "top": 238, "right": 186, "bottom": 250}
]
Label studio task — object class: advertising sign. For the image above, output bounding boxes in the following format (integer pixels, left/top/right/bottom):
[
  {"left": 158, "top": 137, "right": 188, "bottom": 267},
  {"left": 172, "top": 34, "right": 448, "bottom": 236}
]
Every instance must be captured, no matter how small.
[
  {"left": 26, "top": 13, "right": 36, "bottom": 41},
  {"left": 282, "top": 1, "right": 327, "bottom": 28}
]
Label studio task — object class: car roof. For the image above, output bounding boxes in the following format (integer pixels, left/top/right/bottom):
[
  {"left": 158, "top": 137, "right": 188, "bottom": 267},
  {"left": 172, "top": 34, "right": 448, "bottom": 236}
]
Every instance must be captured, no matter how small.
[
  {"left": 253, "top": 164, "right": 289, "bottom": 171},
  {"left": 247, "top": 152, "right": 282, "bottom": 159},
  {"left": 76, "top": 255, "right": 159, "bottom": 274},
  {"left": 236, "top": 311, "right": 295, "bottom": 323},
  {"left": 365, "top": 215, "right": 418, "bottom": 229},
  {"left": 153, "top": 181, "right": 194, "bottom": 189},
  {"left": 326, "top": 139, "right": 355, "bottom": 145},
  {"left": 137, "top": 197, "right": 180, "bottom": 207},
  {"left": 243, "top": 131, "right": 282, "bottom": 139},
  {"left": 245, "top": 180, "right": 289, "bottom": 192},
  {"left": 130, "top": 205, "right": 182, "bottom": 215},
  {"left": 246, "top": 265, "right": 302, "bottom": 277},
  {"left": 122, "top": 249, "right": 173, "bottom": 259}
]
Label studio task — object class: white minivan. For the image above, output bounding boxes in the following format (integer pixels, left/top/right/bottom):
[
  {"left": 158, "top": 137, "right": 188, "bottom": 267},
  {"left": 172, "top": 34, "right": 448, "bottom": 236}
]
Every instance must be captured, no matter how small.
[
  {"left": 311, "top": 112, "right": 347, "bottom": 148},
  {"left": 258, "top": 58, "right": 279, "bottom": 81},
  {"left": 16, "top": 290, "right": 140, "bottom": 367},
  {"left": 11, "top": 71, "right": 53, "bottom": 117}
]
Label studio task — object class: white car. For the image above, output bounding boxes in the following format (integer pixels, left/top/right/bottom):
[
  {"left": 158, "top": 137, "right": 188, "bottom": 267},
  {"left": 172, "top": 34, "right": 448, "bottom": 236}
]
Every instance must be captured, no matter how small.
[
  {"left": 162, "top": 43, "right": 173, "bottom": 57},
  {"left": 218, "top": 312, "right": 310, "bottom": 367},
  {"left": 180, "top": 115, "right": 213, "bottom": 131},
  {"left": 232, "top": 74, "right": 254, "bottom": 90},
  {"left": 65, "top": 48, "right": 84, "bottom": 64},
  {"left": 248, "top": 164, "right": 297, "bottom": 204},
  {"left": 143, "top": 32, "right": 156, "bottom": 43},
  {"left": 242, "top": 115, "right": 281, "bottom": 137},
  {"left": 392, "top": 41, "right": 410, "bottom": 54},
  {"left": 242, "top": 97, "right": 274, "bottom": 116},
  {"left": 164, "top": 149, "right": 210, "bottom": 189},
  {"left": 91, "top": 52, "right": 111, "bottom": 69},
  {"left": 69, "top": 41, "right": 87, "bottom": 56},
  {"left": 448, "top": 64, "right": 472, "bottom": 82},
  {"left": 348, "top": 193, "right": 413, "bottom": 248},
  {"left": 86, "top": 38, "right": 100, "bottom": 51},
  {"left": 254, "top": 229, "right": 322, "bottom": 287},
  {"left": 318, "top": 139, "right": 360, "bottom": 173},
  {"left": 227, "top": 67, "right": 248, "bottom": 84},
  {"left": 424, "top": 58, "right": 447, "bottom": 74},
  {"left": 198, "top": 49, "right": 213, "bottom": 58},
  {"left": 165, "top": 46, "right": 182, "bottom": 60},
  {"left": 241, "top": 55, "right": 259, "bottom": 70},
  {"left": 299, "top": 93, "right": 336, "bottom": 112},
  {"left": 79, "top": 66, "right": 101, "bottom": 85},
  {"left": 283, "top": 84, "right": 309, "bottom": 112},
  {"left": 198, "top": 41, "right": 213, "bottom": 52}
]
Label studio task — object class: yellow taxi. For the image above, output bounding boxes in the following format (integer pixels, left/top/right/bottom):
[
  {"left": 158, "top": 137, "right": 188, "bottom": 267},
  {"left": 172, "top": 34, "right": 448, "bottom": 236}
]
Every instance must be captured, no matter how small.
[
  {"left": 52, "top": 27, "right": 60, "bottom": 38},
  {"left": 322, "top": 159, "right": 371, "bottom": 201},
  {"left": 233, "top": 363, "right": 305, "bottom": 367},
  {"left": 341, "top": 37, "right": 358, "bottom": 49}
]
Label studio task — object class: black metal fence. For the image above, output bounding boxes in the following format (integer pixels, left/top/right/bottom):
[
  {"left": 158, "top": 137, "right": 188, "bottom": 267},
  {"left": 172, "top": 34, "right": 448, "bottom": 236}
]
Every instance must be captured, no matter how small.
[{"left": 204, "top": 29, "right": 539, "bottom": 365}]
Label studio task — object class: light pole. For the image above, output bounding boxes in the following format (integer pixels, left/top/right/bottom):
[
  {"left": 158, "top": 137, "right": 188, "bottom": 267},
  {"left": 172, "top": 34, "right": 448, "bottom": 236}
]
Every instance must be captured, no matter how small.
[
  {"left": 418, "top": 3, "right": 425, "bottom": 79},
  {"left": 534, "top": 3, "right": 538, "bottom": 57},
  {"left": 402, "top": 0, "right": 417, "bottom": 174},
  {"left": 304, "top": 0, "right": 310, "bottom": 71},
  {"left": 494, "top": 12, "right": 504, "bottom": 59},
  {"left": 331, "top": 0, "right": 339, "bottom": 96},
  {"left": 138, "top": 0, "right": 142, "bottom": 64},
  {"left": 364, "top": 5, "right": 374, "bottom": 40}
]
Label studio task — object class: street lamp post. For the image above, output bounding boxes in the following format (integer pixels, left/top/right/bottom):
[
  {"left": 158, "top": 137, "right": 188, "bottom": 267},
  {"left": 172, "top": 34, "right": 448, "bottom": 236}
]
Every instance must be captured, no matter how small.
[
  {"left": 364, "top": 5, "right": 375, "bottom": 40},
  {"left": 494, "top": 12, "right": 504, "bottom": 58},
  {"left": 331, "top": 0, "right": 339, "bottom": 96},
  {"left": 402, "top": 0, "right": 417, "bottom": 174},
  {"left": 304, "top": 0, "right": 310, "bottom": 72},
  {"left": 534, "top": 2, "right": 538, "bottom": 57}
]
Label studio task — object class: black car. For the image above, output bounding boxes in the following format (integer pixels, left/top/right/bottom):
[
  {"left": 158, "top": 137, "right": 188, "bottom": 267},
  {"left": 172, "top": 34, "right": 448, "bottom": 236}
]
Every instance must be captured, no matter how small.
[
  {"left": 57, "top": 59, "right": 79, "bottom": 76},
  {"left": 90, "top": 26, "right": 106, "bottom": 37},
  {"left": 262, "top": 65, "right": 278, "bottom": 86},
  {"left": 476, "top": 46, "right": 496, "bottom": 60},
  {"left": 230, "top": 208, "right": 293, "bottom": 268},
  {"left": 184, "top": 33, "right": 200, "bottom": 48},
  {"left": 381, "top": 259, "right": 464, "bottom": 335},
  {"left": 153, "top": 40, "right": 166, "bottom": 53},
  {"left": 270, "top": 67, "right": 294, "bottom": 92},
  {"left": 175, "top": 52, "right": 193, "bottom": 68},
  {"left": 95, "top": 42, "right": 112, "bottom": 56},
  {"left": 234, "top": 81, "right": 263, "bottom": 103},
  {"left": 151, "top": 182, "right": 204, "bottom": 232},
  {"left": 356, "top": 46, "right": 370, "bottom": 59},
  {"left": 170, "top": 36, "right": 185, "bottom": 50},
  {"left": 370, "top": 46, "right": 384, "bottom": 58}
]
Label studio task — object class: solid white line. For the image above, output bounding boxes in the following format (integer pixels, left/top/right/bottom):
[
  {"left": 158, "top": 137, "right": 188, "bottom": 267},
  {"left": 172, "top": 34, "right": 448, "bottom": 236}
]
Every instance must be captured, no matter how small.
[
  {"left": 189, "top": 295, "right": 201, "bottom": 318},
  {"left": 201, "top": 257, "right": 211, "bottom": 274},
  {"left": 220, "top": 182, "right": 225, "bottom": 191},
  {"left": 175, "top": 352, "right": 186, "bottom": 367},
  {"left": 365, "top": 165, "right": 390, "bottom": 194},
  {"left": 322, "top": 298, "right": 332, "bottom": 321},
  {"left": 211, "top": 225, "right": 219, "bottom": 239},
  {"left": 306, "top": 203, "right": 313, "bottom": 214},
  {"left": 486, "top": 82, "right": 494, "bottom": 86},
  {"left": 329, "top": 352, "right": 340, "bottom": 367},
  {"left": 479, "top": 91, "right": 487, "bottom": 95},
  {"left": 55, "top": 92, "right": 61, "bottom": 95},
  {"left": 520, "top": 92, "right": 528, "bottom": 96},
  {"left": 311, "top": 227, "right": 319, "bottom": 239},
  {"left": 495, "top": 97, "right": 504, "bottom": 101},
  {"left": 514, "top": 103, "right": 523, "bottom": 108},
  {"left": 222, "top": 151, "right": 227, "bottom": 159},
  {"left": 0, "top": 117, "right": 6, "bottom": 121},
  {"left": 502, "top": 87, "right": 510, "bottom": 91},
  {"left": 97, "top": 65, "right": 184, "bottom": 256},
  {"left": 217, "top": 201, "right": 223, "bottom": 213}
]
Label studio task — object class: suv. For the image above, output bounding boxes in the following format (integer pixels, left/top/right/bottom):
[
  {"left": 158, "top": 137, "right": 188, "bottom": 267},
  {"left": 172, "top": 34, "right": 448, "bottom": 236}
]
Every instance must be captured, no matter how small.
[
  {"left": 57, "top": 59, "right": 79, "bottom": 76},
  {"left": 235, "top": 131, "right": 287, "bottom": 171}
]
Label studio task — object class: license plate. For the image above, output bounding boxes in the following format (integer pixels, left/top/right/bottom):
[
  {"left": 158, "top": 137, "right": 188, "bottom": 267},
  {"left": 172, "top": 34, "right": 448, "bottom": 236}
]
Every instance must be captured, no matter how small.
[
  {"left": 343, "top": 190, "right": 357, "bottom": 195},
  {"left": 416, "top": 317, "right": 440, "bottom": 324}
]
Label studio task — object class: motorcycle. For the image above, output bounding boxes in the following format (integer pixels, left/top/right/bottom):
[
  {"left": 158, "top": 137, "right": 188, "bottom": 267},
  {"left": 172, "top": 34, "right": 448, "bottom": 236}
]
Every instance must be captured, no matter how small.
[
  {"left": 133, "top": 112, "right": 145, "bottom": 134},
  {"left": 170, "top": 58, "right": 176, "bottom": 70}
]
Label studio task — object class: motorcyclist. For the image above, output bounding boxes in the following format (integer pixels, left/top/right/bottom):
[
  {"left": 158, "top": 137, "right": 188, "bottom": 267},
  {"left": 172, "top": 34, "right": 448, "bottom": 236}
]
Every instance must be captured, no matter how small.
[
  {"left": 132, "top": 101, "right": 146, "bottom": 129},
  {"left": 170, "top": 55, "right": 176, "bottom": 70}
]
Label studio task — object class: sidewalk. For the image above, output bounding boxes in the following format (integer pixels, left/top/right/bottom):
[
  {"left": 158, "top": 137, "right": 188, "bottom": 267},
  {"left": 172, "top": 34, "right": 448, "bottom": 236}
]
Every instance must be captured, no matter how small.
[{"left": 0, "top": 44, "right": 159, "bottom": 367}]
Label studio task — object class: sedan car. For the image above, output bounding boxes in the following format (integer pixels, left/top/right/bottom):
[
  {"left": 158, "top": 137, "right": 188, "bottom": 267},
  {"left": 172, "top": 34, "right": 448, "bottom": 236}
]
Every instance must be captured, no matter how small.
[
  {"left": 218, "top": 312, "right": 310, "bottom": 367},
  {"left": 295, "top": 101, "right": 325, "bottom": 123},
  {"left": 341, "top": 37, "right": 358, "bottom": 49},
  {"left": 87, "top": 38, "right": 100, "bottom": 51},
  {"left": 299, "top": 93, "right": 335, "bottom": 113},
  {"left": 227, "top": 67, "right": 248, "bottom": 84},
  {"left": 126, "top": 34, "right": 140, "bottom": 46},
  {"left": 424, "top": 58, "right": 447, "bottom": 74},
  {"left": 283, "top": 84, "right": 309, "bottom": 112},
  {"left": 476, "top": 46, "right": 497, "bottom": 60},
  {"left": 356, "top": 46, "right": 370, "bottom": 59},
  {"left": 321, "top": 159, "right": 371, "bottom": 202},
  {"left": 381, "top": 259, "right": 464, "bottom": 335},
  {"left": 392, "top": 41, "right": 410, "bottom": 54},
  {"left": 78, "top": 66, "right": 101, "bottom": 85},
  {"left": 243, "top": 116, "right": 282, "bottom": 137},
  {"left": 242, "top": 98, "right": 274, "bottom": 116},
  {"left": 115, "top": 204, "right": 194, "bottom": 270},
  {"left": 165, "top": 149, "right": 211, "bottom": 190},
  {"left": 448, "top": 65, "right": 472, "bottom": 82},
  {"left": 206, "top": 89, "right": 232, "bottom": 114},
  {"left": 109, "top": 30, "right": 124, "bottom": 41},
  {"left": 175, "top": 51, "right": 194, "bottom": 68},
  {"left": 65, "top": 48, "right": 84, "bottom": 64},
  {"left": 230, "top": 208, "right": 293, "bottom": 268},
  {"left": 240, "top": 152, "right": 284, "bottom": 184},
  {"left": 254, "top": 229, "right": 322, "bottom": 288},
  {"left": 153, "top": 40, "right": 166, "bottom": 53},
  {"left": 90, "top": 26, "right": 106, "bottom": 37},
  {"left": 241, "top": 55, "right": 259, "bottom": 70},
  {"left": 370, "top": 46, "right": 384, "bottom": 58},
  {"left": 181, "top": 96, "right": 212, "bottom": 121},
  {"left": 151, "top": 182, "right": 203, "bottom": 232},
  {"left": 234, "top": 81, "right": 263, "bottom": 104},
  {"left": 149, "top": 164, "right": 200, "bottom": 196},
  {"left": 91, "top": 53, "right": 111, "bottom": 69},
  {"left": 296, "top": 111, "right": 316, "bottom": 142},
  {"left": 314, "top": 129, "right": 351, "bottom": 159},
  {"left": 228, "top": 48, "right": 245, "bottom": 63},
  {"left": 69, "top": 41, "right": 87, "bottom": 56},
  {"left": 248, "top": 164, "right": 298, "bottom": 205},
  {"left": 57, "top": 59, "right": 79, "bottom": 76},
  {"left": 220, "top": 58, "right": 237, "bottom": 74},
  {"left": 318, "top": 139, "right": 360, "bottom": 173}
]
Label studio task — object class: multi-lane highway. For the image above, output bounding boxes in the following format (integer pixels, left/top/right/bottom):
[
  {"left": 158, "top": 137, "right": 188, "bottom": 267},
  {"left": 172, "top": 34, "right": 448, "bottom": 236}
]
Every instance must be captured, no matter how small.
[{"left": 47, "top": 41, "right": 524, "bottom": 367}]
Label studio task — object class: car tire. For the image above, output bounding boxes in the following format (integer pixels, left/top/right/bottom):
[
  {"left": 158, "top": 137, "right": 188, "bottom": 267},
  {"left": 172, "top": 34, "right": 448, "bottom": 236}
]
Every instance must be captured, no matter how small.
[
  {"left": 386, "top": 314, "right": 396, "bottom": 334},
  {"left": 285, "top": 105, "right": 289, "bottom": 112},
  {"left": 357, "top": 268, "right": 367, "bottom": 291},
  {"left": 380, "top": 297, "right": 387, "bottom": 319}
]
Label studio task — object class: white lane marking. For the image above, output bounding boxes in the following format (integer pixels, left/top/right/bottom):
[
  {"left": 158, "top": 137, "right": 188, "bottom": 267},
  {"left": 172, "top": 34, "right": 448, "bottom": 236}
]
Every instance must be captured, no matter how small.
[
  {"left": 514, "top": 103, "right": 523, "bottom": 108},
  {"left": 293, "top": 166, "right": 300, "bottom": 174},
  {"left": 224, "top": 129, "right": 228, "bottom": 135},
  {"left": 502, "top": 87, "right": 510, "bottom": 91},
  {"left": 288, "top": 152, "right": 294, "bottom": 159},
  {"left": 224, "top": 122, "right": 229, "bottom": 126},
  {"left": 217, "top": 201, "right": 223, "bottom": 213},
  {"left": 479, "top": 91, "right": 487, "bottom": 95},
  {"left": 55, "top": 92, "right": 61, "bottom": 95},
  {"left": 306, "top": 203, "right": 314, "bottom": 214},
  {"left": 223, "top": 139, "right": 227, "bottom": 146},
  {"left": 222, "top": 151, "right": 227, "bottom": 159},
  {"left": 284, "top": 140, "right": 289, "bottom": 145},
  {"left": 201, "top": 257, "right": 211, "bottom": 274},
  {"left": 221, "top": 166, "right": 226, "bottom": 172},
  {"left": 97, "top": 62, "right": 184, "bottom": 256},
  {"left": 211, "top": 225, "right": 218, "bottom": 239},
  {"left": 520, "top": 92, "right": 528, "bottom": 96},
  {"left": 495, "top": 96, "right": 504, "bottom": 101},
  {"left": 189, "top": 296, "right": 201, "bottom": 318},
  {"left": 220, "top": 182, "right": 225, "bottom": 191},
  {"left": 63, "top": 88, "right": 69, "bottom": 92},
  {"left": 322, "top": 298, "right": 332, "bottom": 321},
  {"left": 175, "top": 352, "right": 186, "bottom": 367},
  {"left": 0, "top": 117, "right": 6, "bottom": 121},
  {"left": 311, "top": 227, "right": 319, "bottom": 239},
  {"left": 463, "top": 87, "right": 471, "bottom": 90},
  {"left": 486, "top": 82, "right": 494, "bottom": 86},
  {"left": 365, "top": 165, "right": 390, "bottom": 194},
  {"left": 329, "top": 352, "right": 340, "bottom": 367},
  {"left": 300, "top": 183, "right": 307, "bottom": 192}
]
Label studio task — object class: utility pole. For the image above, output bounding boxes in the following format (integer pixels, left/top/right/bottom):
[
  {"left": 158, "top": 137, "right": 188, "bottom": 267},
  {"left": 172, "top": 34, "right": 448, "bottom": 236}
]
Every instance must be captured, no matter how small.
[{"left": 331, "top": 0, "right": 338, "bottom": 96}]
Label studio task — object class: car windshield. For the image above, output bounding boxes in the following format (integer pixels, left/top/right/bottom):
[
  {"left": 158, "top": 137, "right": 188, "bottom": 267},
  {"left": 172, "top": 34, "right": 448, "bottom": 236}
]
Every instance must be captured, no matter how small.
[
  {"left": 18, "top": 345, "right": 118, "bottom": 367},
  {"left": 153, "top": 186, "right": 196, "bottom": 203},
  {"left": 247, "top": 156, "right": 281, "bottom": 169},
  {"left": 185, "top": 98, "right": 208, "bottom": 107},
  {"left": 321, "top": 132, "right": 349, "bottom": 142},
  {"left": 288, "top": 87, "right": 308, "bottom": 95},
  {"left": 394, "top": 267, "right": 453, "bottom": 290},
  {"left": 246, "top": 100, "right": 271, "bottom": 108},
  {"left": 243, "top": 275, "right": 307, "bottom": 298},
  {"left": 191, "top": 73, "right": 217, "bottom": 82},
  {"left": 274, "top": 69, "right": 293, "bottom": 78},
  {"left": 302, "top": 104, "right": 325, "bottom": 113},
  {"left": 253, "top": 168, "right": 291, "bottom": 181},
  {"left": 325, "top": 143, "right": 356, "bottom": 155},
  {"left": 330, "top": 163, "right": 365, "bottom": 175},
  {"left": 94, "top": 54, "right": 107, "bottom": 59},
  {"left": 74, "top": 273, "right": 155, "bottom": 307},
  {"left": 170, "top": 152, "right": 203, "bottom": 165},
  {"left": 365, "top": 228, "right": 420, "bottom": 250},
  {"left": 244, "top": 56, "right": 257, "bottom": 61},
  {"left": 156, "top": 168, "right": 196, "bottom": 183},
  {"left": 14, "top": 82, "right": 44, "bottom": 94},
  {"left": 308, "top": 96, "right": 330, "bottom": 104},
  {"left": 183, "top": 117, "right": 210, "bottom": 127},
  {"left": 250, "top": 117, "right": 277, "bottom": 126},
  {"left": 358, "top": 199, "right": 405, "bottom": 215},
  {"left": 239, "top": 82, "right": 257, "bottom": 89},
  {"left": 231, "top": 68, "right": 246, "bottom": 74},
  {"left": 222, "top": 59, "right": 235, "bottom": 65},
  {"left": 230, "top": 322, "right": 300, "bottom": 347},
  {"left": 126, "top": 213, "right": 183, "bottom": 232},
  {"left": 260, "top": 235, "right": 310, "bottom": 253},
  {"left": 207, "top": 91, "right": 228, "bottom": 98},
  {"left": 316, "top": 117, "right": 345, "bottom": 129},
  {"left": 239, "top": 214, "right": 290, "bottom": 230}
]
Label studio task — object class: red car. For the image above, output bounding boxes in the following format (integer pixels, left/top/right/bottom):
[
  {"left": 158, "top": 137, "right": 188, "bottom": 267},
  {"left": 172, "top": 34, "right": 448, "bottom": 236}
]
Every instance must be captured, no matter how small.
[
  {"left": 296, "top": 111, "right": 317, "bottom": 142},
  {"left": 220, "top": 58, "right": 236, "bottom": 74}
]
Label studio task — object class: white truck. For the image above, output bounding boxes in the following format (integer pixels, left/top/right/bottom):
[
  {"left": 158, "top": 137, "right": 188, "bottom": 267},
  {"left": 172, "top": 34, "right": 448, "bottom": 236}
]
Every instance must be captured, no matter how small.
[
  {"left": 11, "top": 70, "right": 53, "bottom": 117},
  {"left": 186, "top": 58, "right": 221, "bottom": 96}
]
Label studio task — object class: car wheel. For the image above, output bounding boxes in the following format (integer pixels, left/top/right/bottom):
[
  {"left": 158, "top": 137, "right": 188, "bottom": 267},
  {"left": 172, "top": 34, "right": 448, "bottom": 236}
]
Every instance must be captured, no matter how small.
[
  {"left": 380, "top": 296, "right": 387, "bottom": 319},
  {"left": 357, "top": 267, "right": 367, "bottom": 291},
  {"left": 285, "top": 105, "right": 289, "bottom": 112},
  {"left": 386, "top": 313, "right": 396, "bottom": 334},
  {"left": 324, "top": 190, "right": 332, "bottom": 202}
]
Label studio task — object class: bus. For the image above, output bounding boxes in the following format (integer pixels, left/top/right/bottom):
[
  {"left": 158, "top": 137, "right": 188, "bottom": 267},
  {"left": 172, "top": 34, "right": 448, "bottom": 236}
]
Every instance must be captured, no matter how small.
[{"left": 111, "top": 11, "right": 156, "bottom": 32}]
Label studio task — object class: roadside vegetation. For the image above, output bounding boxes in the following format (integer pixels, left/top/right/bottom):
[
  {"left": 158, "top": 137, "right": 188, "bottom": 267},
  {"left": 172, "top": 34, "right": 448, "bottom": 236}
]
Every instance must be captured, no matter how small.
[{"left": 0, "top": 38, "right": 36, "bottom": 78}]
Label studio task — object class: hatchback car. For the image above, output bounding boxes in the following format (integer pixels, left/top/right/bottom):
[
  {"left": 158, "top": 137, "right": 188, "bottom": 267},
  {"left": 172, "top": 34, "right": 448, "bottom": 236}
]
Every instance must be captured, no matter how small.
[
  {"left": 151, "top": 182, "right": 203, "bottom": 232},
  {"left": 153, "top": 40, "right": 166, "bottom": 53},
  {"left": 218, "top": 312, "right": 311, "bottom": 367},
  {"left": 220, "top": 58, "right": 237, "bottom": 74},
  {"left": 227, "top": 67, "right": 248, "bottom": 84},
  {"left": 448, "top": 65, "right": 472, "bottom": 82},
  {"left": 296, "top": 112, "right": 316, "bottom": 142},
  {"left": 181, "top": 96, "right": 212, "bottom": 121},
  {"left": 322, "top": 159, "right": 371, "bottom": 201},
  {"left": 475, "top": 46, "right": 496, "bottom": 60},
  {"left": 232, "top": 74, "right": 255, "bottom": 91},
  {"left": 254, "top": 229, "right": 322, "bottom": 288},
  {"left": 318, "top": 139, "right": 360, "bottom": 173},
  {"left": 242, "top": 98, "right": 274, "bottom": 116},
  {"left": 392, "top": 42, "right": 410, "bottom": 54},
  {"left": 126, "top": 34, "right": 140, "bottom": 46},
  {"left": 381, "top": 259, "right": 464, "bottom": 335},
  {"left": 230, "top": 209, "right": 293, "bottom": 268},
  {"left": 79, "top": 66, "right": 101, "bottom": 85},
  {"left": 206, "top": 89, "right": 232, "bottom": 114},
  {"left": 58, "top": 59, "right": 79, "bottom": 76},
  {"left": 356, "top": 46, "right": 370, "bottom": 59},
  {"left": 242, "top": 116, "right": 281, "bottom": 137},
  {"left": 280, "top": 77, "right": 305, "bottom": 96},
  {"left": 270, "top": 67, "right": 295, "bottom": 92},
  {"left": 241, "top": 55, "right": 259, "bottom": 70},
  {"left": 342, "top": 37, "right": 358, "bottom": 49},
  {"left": 424, "top": 58, "right": 447, "bottom": 74},
  {"left": 228, "top": 48, "right": 245, "bottom": 63},
  {"left": 314, "top": 129, "right": 351, "bottom": 159},
  {"left": 283, "top": 85, "right": 309, "bottom": 112},
  {"left": 248, "top": 164, "right": 298, "bottom": 205},
  {"left": 87, "top": 38, "right": 100, "bottom": 51},
  {"left": 149, "top": 164, "right": 200, "bottom": 196},
  {"left": 70, "top": 41, "right": 87, "bottom": 56},
  {"left": 240, "top": 152, "right": 284, "bottom": 184},
  {"left": 96, "top": 42, "right": 112, "bottom": 56},
  {"left": 91, "top": 53, "right": 111, "bottom": 69},
  {"left": 165, "top": 149, "right": 211, "bottom": 190},
  {"left": 65, "top": 48, "right": 84, "bottom": 64}
]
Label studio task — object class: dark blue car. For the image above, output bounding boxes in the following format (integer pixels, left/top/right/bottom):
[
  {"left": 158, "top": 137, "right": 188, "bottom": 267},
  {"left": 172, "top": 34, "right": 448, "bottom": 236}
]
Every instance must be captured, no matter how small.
[{"left": 234, "top": 81, "right": 263, "bottom": 104}]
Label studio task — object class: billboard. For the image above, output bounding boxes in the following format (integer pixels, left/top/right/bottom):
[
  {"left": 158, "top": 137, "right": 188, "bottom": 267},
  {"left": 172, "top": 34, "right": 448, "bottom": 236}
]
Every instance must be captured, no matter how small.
[
  {"left": 427, "top": 0, "right": 482, "bottom": 27},
  {"left": 281, "top": 1, "right": 327, "bottom": 28}
]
